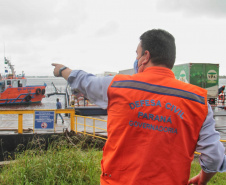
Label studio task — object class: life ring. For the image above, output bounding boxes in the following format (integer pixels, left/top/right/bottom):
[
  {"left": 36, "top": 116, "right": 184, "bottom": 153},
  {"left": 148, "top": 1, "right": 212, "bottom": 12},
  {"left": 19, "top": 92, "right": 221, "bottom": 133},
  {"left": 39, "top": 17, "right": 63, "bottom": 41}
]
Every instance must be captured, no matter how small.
[
  {"left": 219, "top": 94, "right": 225, "bottom": 101},
  {"left": 41, "top": 89, "right": 45, "bottom": 95},
  {"left": 25, "top": 95, "right": 31, "bottom": 102},
  {"left": 36, "top": 88, "right": 41, "bottom": 95}
]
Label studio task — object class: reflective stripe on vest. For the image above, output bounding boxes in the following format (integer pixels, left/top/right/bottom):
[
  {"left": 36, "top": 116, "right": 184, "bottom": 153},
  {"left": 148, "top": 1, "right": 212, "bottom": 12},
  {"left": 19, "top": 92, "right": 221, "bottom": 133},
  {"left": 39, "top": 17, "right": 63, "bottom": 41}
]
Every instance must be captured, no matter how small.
[{"left": 111, "top": 80, "right": 205, "bottom": 105}]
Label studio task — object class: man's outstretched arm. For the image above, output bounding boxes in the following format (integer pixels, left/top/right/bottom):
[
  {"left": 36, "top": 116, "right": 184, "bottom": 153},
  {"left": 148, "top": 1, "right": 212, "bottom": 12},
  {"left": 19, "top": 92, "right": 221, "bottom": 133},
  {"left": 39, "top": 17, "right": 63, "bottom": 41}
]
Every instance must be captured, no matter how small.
[
  {"left": 52, "top": 63, "right": 72, "bottom": 80},
  {"left": 52, "top": 63, "right": 113, "bottom": 109}
]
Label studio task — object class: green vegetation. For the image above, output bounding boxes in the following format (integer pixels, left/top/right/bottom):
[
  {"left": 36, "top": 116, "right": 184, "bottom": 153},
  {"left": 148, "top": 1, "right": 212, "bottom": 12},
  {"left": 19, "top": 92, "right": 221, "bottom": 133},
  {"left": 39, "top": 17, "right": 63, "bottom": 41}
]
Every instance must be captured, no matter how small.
[
  {"left": 0, "top": 134, "right": 225, "bottom": 185},
  {"left": 190, "top": 158, "right": 226, "bottom": 184},
  {"left": 0, "top": 133, "right": 105, "bottom": 185},
  {"left": 0, "top": 147, "right": 102, "bottom": 185}
]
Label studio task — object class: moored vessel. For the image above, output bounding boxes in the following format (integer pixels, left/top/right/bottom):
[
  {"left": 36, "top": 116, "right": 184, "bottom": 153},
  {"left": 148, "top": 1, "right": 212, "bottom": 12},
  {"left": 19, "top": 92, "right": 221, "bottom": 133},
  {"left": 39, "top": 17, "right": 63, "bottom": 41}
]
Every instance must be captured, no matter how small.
[{"left": 0, "top": 57, "right": 46, "bottom": 105}]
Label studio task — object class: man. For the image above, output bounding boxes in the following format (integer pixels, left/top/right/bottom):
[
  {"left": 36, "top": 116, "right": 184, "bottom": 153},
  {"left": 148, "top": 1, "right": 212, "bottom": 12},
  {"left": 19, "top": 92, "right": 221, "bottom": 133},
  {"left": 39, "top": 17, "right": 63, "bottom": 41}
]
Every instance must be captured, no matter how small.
[
  {"left": 218, "top": 85, "right": 225, "bottom": 95},
  {"left": 56, "top": 98, "right": 64, "bottom": 124},
  {"left": 52, "top": 29, "right": 226, "bottom": 184}
]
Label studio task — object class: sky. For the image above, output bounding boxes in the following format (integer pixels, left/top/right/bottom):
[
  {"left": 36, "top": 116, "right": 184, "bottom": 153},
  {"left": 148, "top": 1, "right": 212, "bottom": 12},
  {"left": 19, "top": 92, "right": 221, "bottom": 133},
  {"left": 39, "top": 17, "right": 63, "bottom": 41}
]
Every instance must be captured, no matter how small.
[{"left": 0, "top": 0, "right": 226, "bottom": 76}]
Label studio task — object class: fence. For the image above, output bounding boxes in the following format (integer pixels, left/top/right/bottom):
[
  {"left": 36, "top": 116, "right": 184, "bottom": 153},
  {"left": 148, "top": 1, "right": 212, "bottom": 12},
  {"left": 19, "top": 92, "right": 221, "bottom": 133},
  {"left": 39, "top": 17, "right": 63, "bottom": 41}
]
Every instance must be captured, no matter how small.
[
  {"left": 0, "top": 109, "right": 225, "bottom": 147},
  {"left": 74, "top": 115, "right": 107, "bottom": 140},
  {"left": 0, "top": 109, "right": 75, "bottom": 134},
  {"left": 0, "top": 109, "right": 108, "bottom": 140}
]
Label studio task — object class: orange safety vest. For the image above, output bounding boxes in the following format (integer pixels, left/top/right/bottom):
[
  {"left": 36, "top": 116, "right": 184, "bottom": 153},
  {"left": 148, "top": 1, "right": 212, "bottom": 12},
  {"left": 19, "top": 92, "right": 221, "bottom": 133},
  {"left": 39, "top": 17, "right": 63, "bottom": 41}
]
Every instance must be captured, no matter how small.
[{"left": 100, "top": 67, "right": 208, "bottom": 185}]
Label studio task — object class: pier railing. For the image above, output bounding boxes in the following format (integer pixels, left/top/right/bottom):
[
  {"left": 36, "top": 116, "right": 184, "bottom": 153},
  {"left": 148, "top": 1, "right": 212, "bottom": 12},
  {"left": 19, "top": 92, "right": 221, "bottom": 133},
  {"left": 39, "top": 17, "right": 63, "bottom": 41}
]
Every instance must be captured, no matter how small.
[
  {"left": 0, "top": 109, "right": 107, "bottom": 140},
  {"left": 0, "top": 109, "right": 75, "bottom": 134},
  {"left": 74, "top": 115, "right": 107, "bottom": 140},
  {"left": 0, "top": 110, "right": 224, "bottom": 146}
]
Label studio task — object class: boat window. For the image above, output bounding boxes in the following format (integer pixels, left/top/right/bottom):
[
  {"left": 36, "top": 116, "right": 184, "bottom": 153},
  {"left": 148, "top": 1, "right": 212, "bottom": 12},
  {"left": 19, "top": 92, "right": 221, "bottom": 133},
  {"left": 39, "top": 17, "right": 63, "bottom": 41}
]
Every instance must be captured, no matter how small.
[
  {"left": 7, "top": 80, "right": 11, "bottom": 85},
  {"left": 12, "top": 80, "right": 18, "bottom": 87},
  {"left": 0, "top": 81, "right": 5, "bottom": 92},
  {"left": 18, "top": 80, "right": 22, "bottom": 87},
  {"left": 21, "top": 79, "right": 27, "bottom": 87}
]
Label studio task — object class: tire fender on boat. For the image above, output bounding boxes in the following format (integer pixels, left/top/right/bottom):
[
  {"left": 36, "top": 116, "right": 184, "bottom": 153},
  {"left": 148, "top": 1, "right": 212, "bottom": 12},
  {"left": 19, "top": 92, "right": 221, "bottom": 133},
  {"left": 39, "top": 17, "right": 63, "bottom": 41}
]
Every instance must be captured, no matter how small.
[
  {"left": 41, "top": 89, "right": 45, "bottom": 95},
  {"left": 36, "top": 88, "right": 41, "bottom": 95},
  {"left": 25, "top": 95, "right": 32, "bottom": 102}
]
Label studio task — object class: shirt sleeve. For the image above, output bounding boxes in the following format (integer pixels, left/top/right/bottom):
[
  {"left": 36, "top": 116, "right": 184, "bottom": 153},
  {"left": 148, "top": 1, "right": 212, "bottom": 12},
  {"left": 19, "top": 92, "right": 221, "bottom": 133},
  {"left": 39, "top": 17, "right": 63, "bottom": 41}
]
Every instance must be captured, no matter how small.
[
  {"left": 67, "top": 70, "right": 114, "bottom": 109},
  {"left": 196, "top": 103, "right": 226, "bottom": 173}
]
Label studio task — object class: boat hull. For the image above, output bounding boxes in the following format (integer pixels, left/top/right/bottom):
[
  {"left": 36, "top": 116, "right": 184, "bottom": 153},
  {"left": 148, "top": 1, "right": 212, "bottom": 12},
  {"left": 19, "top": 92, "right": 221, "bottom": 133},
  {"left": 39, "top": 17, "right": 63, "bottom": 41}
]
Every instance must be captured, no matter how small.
[{"left": 0, "top": 85, "right": 46, "bottom": 105}]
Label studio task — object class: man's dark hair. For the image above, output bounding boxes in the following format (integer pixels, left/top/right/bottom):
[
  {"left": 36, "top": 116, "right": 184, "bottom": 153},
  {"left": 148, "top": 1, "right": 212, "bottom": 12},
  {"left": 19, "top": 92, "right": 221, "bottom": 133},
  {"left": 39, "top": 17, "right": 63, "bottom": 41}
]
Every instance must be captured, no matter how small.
[
  {"left": 57, "top": 98, "right": 59, "bottom": 102},
  {"left": 140, "top": 29, "right": 176, "bottom": 69}
]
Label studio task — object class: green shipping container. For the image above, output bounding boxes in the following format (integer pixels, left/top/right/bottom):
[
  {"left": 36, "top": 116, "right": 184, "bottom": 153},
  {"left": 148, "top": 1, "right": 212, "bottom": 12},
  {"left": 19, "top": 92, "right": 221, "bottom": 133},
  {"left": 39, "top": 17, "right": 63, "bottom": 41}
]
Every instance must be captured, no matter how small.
[{"left": 172, "top": 63, "right": 219, "bottom": 99}]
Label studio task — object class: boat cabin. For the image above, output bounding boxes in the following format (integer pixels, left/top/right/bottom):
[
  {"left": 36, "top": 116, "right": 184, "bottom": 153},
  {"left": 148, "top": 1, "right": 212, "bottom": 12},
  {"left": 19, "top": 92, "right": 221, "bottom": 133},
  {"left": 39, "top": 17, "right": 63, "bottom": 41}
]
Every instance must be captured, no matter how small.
[{"left": 0, "top": 78, "right": 27, "bottom": 93}]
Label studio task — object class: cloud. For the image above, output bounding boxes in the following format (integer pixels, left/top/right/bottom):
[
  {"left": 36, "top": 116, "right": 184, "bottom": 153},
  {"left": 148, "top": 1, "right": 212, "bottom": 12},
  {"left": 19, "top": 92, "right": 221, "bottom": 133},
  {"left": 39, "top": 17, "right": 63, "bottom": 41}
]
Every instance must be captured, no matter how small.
[
  {"left": 95, "top": 21, "right": 119, "bottom": 37},
  {"left": 0, "top": 0, "right": 87, "bottom": 41},
  {"left": 0, "top": 0, "right": 226, "bottom": 76},
  {"left": 157, "top": 0, "right": 226, "bottom": 18}
]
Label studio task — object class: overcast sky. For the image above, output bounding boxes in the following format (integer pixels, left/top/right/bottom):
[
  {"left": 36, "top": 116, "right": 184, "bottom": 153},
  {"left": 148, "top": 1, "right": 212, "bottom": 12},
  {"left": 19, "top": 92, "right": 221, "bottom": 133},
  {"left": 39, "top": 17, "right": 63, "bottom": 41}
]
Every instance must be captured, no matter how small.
[{"left": 0, "top": 0, "right": 226, "bottom": 76}]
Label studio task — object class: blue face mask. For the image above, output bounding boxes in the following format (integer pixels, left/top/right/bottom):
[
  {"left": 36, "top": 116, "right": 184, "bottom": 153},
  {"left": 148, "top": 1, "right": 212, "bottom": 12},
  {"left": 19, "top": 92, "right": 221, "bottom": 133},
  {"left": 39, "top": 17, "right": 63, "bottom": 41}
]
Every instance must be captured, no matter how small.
[{"left": 134, "top": 59, "right": 138, "bottom": 74}]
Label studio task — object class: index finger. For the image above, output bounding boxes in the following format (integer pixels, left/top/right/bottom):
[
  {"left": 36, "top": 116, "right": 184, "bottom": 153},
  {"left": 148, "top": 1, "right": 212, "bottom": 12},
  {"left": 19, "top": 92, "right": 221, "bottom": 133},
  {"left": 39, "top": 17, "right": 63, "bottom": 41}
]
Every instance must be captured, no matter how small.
[{"left": 51, "top": 63, "right": 58, "bottom": 66}]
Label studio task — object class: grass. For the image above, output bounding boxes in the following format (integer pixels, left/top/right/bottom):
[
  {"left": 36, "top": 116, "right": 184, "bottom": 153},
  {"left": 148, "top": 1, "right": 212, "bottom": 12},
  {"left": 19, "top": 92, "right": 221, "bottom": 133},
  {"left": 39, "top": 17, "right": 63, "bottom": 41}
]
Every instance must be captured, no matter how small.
[
  {"left": 0, "top": 133, "right": 104, "bottom": 185},
  {"left": 0, "top": 134, "right": 225, "bottom": 185},
  {"left": 190, "top": 158, "right": 226, "bottom": 184},
  {"left": 0, "top": 147, "right": 102, "bottom": 185}
]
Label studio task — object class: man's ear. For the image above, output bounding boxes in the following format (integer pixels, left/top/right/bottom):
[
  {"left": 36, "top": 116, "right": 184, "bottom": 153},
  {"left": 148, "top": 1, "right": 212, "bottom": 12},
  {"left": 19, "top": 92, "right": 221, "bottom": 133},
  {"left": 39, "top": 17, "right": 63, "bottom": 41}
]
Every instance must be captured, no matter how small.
[{"left": 142, "top": 50, "right": 150, "bottom": 65}]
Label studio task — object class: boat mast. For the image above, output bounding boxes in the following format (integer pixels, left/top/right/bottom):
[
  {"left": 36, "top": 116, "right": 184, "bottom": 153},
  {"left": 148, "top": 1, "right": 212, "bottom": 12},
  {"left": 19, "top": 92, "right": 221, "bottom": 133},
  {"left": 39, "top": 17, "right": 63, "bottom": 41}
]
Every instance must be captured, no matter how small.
[
  {"left": 3, "top": 45, "right": 16, "bottom": 78},
  {"left": 4, "top": 57, "right": 16, "bottom": 77}
]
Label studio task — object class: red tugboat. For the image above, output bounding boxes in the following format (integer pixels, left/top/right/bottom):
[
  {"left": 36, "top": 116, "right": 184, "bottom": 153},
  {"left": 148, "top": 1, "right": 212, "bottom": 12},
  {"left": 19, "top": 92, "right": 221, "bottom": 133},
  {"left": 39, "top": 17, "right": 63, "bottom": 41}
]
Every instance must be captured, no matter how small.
[{"left": 0, "top": 57, "right": 46, "bottom": 105}]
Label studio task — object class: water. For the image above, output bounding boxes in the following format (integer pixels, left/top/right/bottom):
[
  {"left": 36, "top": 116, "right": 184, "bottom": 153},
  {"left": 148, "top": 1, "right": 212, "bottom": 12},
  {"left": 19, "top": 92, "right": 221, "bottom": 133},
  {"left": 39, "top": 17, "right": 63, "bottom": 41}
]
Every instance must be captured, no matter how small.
[
  {"left": 0, "top": 77, "right": 68, "bottom": 110},
  {"left": 219, "top": 78, "right": 226, "bottom": 87}
]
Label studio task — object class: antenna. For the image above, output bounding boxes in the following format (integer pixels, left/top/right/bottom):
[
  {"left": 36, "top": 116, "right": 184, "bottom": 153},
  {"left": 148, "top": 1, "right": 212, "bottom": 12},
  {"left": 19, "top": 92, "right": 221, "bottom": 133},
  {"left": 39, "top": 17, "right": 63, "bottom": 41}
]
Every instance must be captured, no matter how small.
[
  {"left": 4, "top": 42, "right": 5, "bottom": 58},
  {"left": 3, "top": 43, "right": 5, "bottom": 76}
]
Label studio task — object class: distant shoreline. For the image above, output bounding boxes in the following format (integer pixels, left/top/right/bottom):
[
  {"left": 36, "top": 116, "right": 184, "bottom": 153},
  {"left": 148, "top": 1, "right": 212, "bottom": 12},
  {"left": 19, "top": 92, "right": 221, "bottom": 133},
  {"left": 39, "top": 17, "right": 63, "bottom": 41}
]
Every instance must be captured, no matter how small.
[{"left": 26, "top": 76, "right": 56, "bottom": 78}]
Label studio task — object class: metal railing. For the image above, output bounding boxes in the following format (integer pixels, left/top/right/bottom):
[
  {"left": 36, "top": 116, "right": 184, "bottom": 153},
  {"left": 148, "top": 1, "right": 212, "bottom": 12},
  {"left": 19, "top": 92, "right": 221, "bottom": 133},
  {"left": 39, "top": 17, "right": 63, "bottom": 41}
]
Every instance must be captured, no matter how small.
[
  {"left": 0, "top": 109, "right": 75, "bottom": 134},
  {"left": 74, "top": 115, "right": 107, "bottom": 140},
  {"left": 0, "top": 110, "right": 225, "bottom": 146},
  {"left": 0, "top": 109, "right": 108, "bottom": 140}
]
